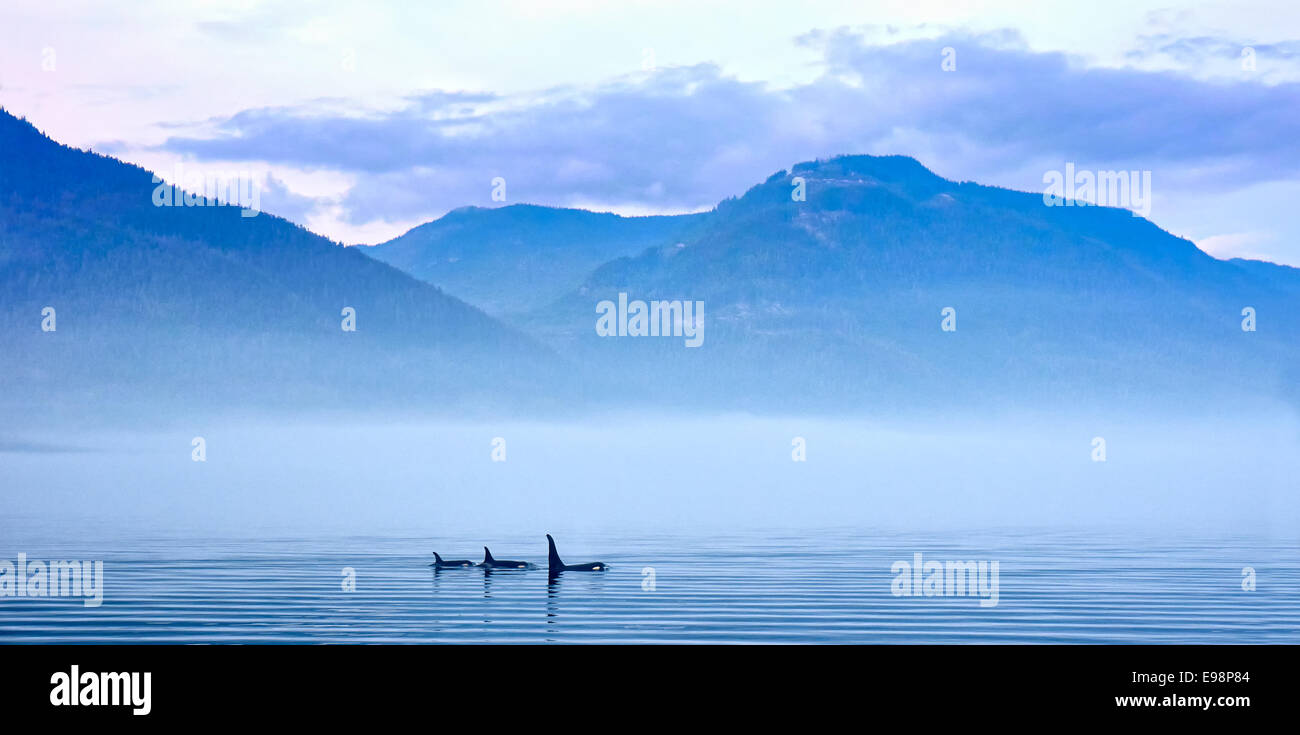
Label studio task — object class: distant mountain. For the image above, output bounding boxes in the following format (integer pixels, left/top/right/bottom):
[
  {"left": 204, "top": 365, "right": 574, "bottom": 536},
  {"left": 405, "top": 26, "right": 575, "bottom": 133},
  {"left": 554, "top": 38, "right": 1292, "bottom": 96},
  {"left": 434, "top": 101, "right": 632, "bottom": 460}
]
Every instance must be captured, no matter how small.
[
  {"left": 520, "top": 155, "right": 1300, "bottom": 412},
  {"left": 0, "top": 110, "right": 567, "bottom": 422},
  {"left": 365, "top": 204, "right": 706, "bottom": 315},
  {"left": 4, "top": 112, "right": 1295, "bottom": 419}
]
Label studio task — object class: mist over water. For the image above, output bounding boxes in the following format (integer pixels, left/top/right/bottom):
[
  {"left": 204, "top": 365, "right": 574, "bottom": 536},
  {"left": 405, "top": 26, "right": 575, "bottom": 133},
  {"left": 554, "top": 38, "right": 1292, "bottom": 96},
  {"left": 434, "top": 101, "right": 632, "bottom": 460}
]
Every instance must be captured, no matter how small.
[
  {"left": 3, "top": 413, "right": 1297, "bottom": 643},
  {"left": 4, "top": 412, "right": 1298, "bottom": 539}
]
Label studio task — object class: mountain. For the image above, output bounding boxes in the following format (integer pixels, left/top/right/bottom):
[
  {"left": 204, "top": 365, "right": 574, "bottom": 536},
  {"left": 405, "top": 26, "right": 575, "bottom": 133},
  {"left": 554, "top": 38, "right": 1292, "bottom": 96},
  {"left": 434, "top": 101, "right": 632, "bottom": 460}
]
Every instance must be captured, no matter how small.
[
  {"left": 519, "top": 155, "right": 1300, "bottom": 412},
  {"left": 365, "top": 204, "right": 706, "bottom": 316},
  {"left": 0, "top": 110, "right": 567, "bottom": 423},
  {"left": 4, "top": 111, "right": 1295, "bottom": 419}
]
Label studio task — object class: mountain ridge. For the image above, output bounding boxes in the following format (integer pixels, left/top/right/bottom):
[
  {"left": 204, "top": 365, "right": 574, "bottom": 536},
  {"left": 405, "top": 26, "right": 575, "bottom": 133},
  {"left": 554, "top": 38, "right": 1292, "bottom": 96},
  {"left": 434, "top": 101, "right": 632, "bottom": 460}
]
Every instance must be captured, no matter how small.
[
  {"left": 3, "top": 111, "right": 1296, "bottom": 418},
  {"left": 0, "top": 109, "right": 571, "bottom": 423},
  {"left": 365, "top": 203, "right": 708, "bottom": 315},
  {"left": 515, "top": 154, "right": 1300, "bottom": 412}
]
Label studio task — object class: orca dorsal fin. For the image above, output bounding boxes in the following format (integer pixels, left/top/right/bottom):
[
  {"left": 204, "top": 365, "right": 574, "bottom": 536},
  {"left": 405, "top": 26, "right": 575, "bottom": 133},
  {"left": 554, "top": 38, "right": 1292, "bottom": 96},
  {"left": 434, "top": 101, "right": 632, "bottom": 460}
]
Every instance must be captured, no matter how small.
[
  {"left": 546, "top": 534, "right": 564, "bottom": 569},
  {"left": 433, "top": 552, "right": 444, "bottom": 563},
  {"left": 483, "top": 547, "right": 494, "bottom": 563}
]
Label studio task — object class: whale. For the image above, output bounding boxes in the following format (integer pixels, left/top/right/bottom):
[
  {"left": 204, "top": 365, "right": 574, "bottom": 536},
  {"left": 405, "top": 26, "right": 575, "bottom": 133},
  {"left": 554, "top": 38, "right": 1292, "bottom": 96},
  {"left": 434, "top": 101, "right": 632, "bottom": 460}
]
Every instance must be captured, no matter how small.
[
  {"left": 547, "top": 534, "right": 608, "bottom": 574},
  {"left": 481, "top": 547, "right": 533, "bottom": 570},
  {"left": 429, "top": 552, "right": 476, "bottom": 568}
]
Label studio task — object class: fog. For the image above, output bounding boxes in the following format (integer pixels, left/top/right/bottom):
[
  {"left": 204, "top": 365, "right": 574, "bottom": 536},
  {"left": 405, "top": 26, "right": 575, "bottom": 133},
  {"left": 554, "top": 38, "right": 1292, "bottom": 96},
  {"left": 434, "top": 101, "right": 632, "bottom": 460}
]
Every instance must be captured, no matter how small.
[{"left": 4, "top": 411, "right": 1298, "bottom": 545}]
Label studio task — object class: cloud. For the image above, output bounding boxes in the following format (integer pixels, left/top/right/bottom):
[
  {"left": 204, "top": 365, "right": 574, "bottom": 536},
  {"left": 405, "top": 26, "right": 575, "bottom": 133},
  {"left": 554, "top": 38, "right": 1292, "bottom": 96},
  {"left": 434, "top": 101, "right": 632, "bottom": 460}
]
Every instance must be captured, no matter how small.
[
  {"left": 1196, "top": 231, "right": 1279, "bottom": 261},
  {"left": 1130, "top": 34, "right": 1300, "bottom": 63},
  {"left": 255, "top": 173, "right": 332, "bottom": 227},
  {"left": 154, "top": 29, "right": 1300, "bottom": 237}
]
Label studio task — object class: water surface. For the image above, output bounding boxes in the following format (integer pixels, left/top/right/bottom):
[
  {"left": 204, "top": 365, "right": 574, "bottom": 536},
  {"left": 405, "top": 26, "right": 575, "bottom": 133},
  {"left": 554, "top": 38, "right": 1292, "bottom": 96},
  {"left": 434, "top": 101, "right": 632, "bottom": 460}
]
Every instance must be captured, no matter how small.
[{"left": 1, "top": 530, "right": 1295, "bottom": 643}]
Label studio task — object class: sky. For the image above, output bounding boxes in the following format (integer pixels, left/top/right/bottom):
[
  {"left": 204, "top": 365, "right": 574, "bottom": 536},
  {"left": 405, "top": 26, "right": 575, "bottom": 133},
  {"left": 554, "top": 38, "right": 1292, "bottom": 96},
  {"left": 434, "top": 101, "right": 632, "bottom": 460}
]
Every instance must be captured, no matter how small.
[{"left": 1, "top": 0, "right": 1298, "bottom": 265}]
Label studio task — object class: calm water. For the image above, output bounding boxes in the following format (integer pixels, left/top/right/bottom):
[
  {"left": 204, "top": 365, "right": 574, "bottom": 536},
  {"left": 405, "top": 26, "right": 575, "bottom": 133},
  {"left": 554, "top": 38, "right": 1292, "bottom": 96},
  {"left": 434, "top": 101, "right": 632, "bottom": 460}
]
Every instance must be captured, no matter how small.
[{"left": 0, "top": 530, "right": 1296, "bottom": 644}]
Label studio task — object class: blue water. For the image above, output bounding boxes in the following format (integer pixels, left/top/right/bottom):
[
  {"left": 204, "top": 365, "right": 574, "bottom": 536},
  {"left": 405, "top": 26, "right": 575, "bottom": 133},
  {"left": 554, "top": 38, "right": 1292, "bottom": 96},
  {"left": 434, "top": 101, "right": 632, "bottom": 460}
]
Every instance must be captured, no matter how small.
[{"left": 1, "top": 530, "right": 1295, "bottom": 643}]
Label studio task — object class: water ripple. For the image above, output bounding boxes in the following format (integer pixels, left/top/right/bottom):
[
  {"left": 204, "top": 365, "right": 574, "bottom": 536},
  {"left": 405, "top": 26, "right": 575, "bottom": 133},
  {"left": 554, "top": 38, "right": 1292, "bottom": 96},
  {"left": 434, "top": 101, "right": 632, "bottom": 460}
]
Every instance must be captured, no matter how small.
[{"left": 0, "top": 531, "right": 1296, "bottom": 643}]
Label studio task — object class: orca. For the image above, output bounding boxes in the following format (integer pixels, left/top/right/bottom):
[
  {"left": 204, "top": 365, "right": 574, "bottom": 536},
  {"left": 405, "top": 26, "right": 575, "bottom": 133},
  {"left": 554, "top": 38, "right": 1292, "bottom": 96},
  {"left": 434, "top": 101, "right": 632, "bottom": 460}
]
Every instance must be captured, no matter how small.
[
  {"left": 547, "top": 534, "right": 608, "bottom": 574},
  {"left": 481, "top": 547, "right": 533, "bottom": 570},
  {"left": 429, "top": 552, "right": 476, "bottom": 568}
]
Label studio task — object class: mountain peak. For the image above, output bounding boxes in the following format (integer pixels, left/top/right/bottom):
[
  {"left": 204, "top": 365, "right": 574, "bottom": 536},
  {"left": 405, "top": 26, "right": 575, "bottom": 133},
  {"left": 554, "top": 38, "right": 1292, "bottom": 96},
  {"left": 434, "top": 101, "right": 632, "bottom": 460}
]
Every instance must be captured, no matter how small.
[
  {"left": 732, "top": 154, "right": 951, "bottom": 211},
  {"left": 791, "top": 154, "right": 942, "bottom": 184}
]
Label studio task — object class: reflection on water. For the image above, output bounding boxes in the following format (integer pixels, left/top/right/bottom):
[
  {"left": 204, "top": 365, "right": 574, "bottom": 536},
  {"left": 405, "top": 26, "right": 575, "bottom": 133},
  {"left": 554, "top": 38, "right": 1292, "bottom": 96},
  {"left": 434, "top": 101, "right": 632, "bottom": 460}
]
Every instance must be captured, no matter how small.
[{"left": 0, "top": 529, "right": 1296, "bottom": 643}]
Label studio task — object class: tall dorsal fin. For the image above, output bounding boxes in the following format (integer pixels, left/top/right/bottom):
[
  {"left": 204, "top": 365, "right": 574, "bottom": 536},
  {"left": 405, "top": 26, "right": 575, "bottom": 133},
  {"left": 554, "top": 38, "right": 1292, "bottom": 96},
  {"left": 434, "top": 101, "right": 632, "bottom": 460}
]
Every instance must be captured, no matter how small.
[
  {"left": 483, "top": 547, "right": 494, "bottom": 563},
  {"left": 546, "top": 534, "right": 564, "bottom": 570},
  {"left": 433, "top": 552, "right": 444, "bottom": 563}
]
